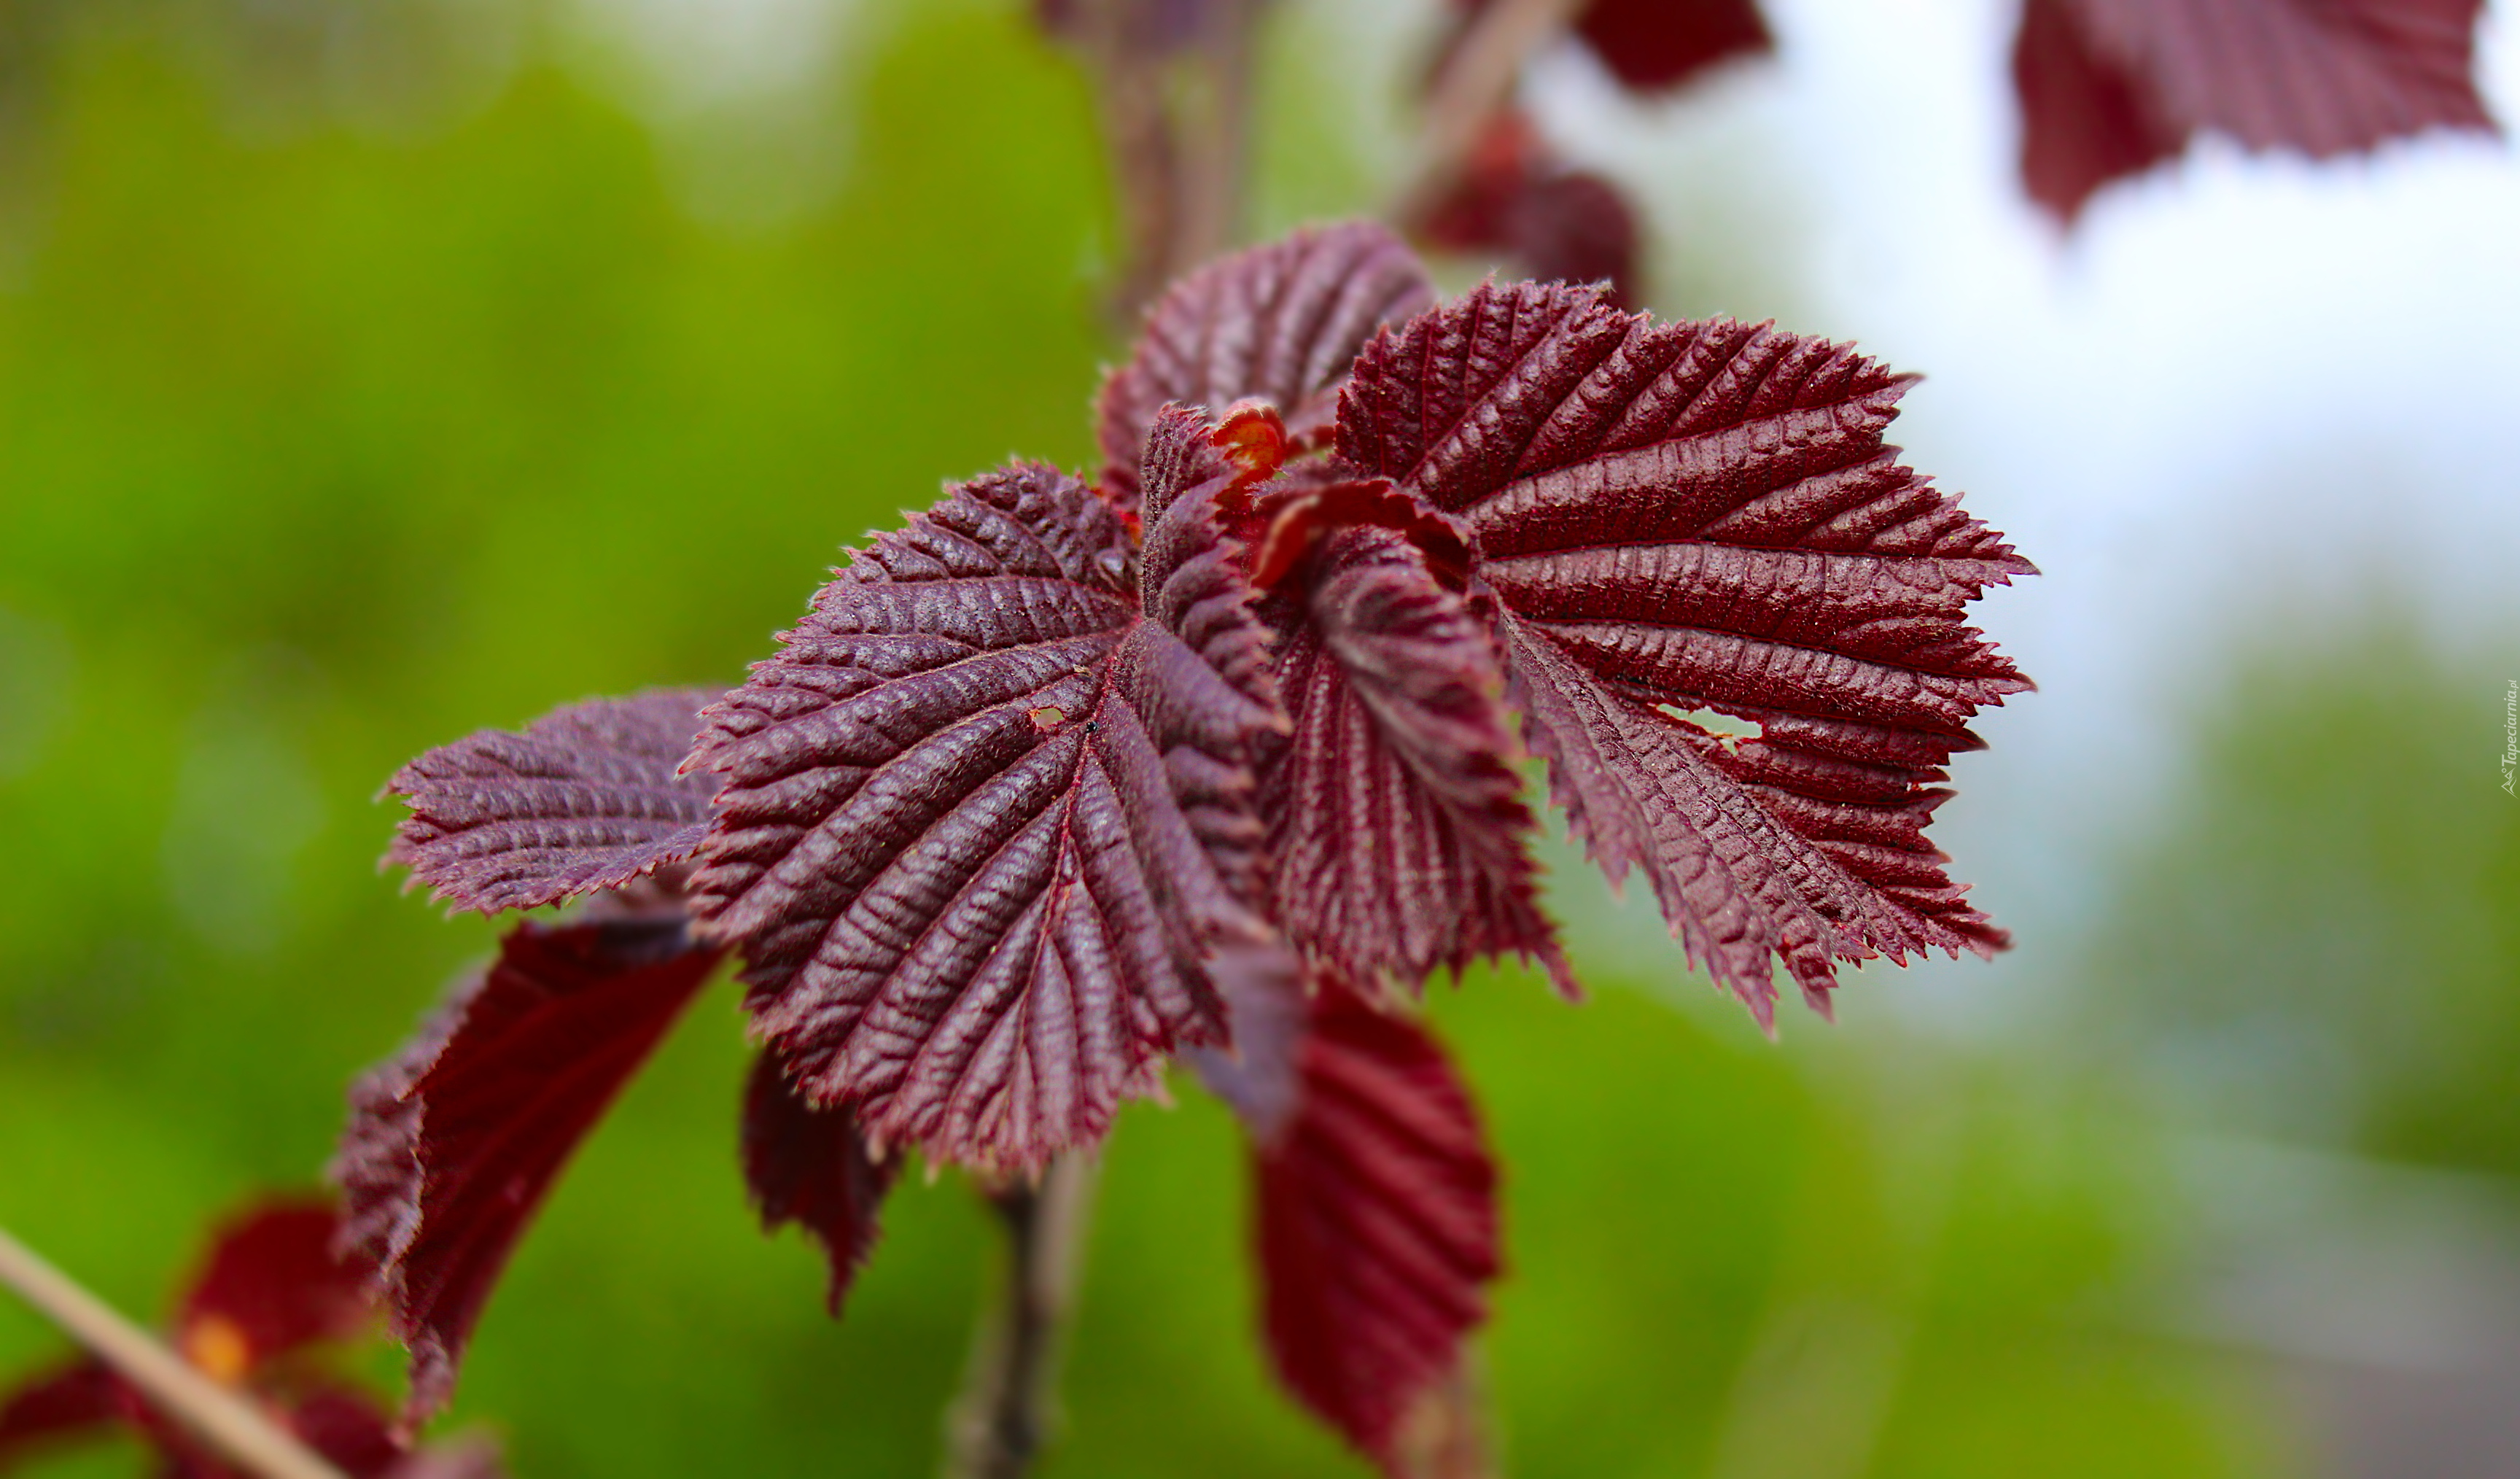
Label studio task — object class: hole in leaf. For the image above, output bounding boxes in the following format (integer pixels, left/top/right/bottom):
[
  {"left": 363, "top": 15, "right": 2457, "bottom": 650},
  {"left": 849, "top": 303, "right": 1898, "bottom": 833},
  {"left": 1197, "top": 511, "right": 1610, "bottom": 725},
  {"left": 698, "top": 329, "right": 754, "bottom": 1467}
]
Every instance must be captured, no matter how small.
[{"left": 1665, "top": 705, "right": 1762, "bottom": 751}]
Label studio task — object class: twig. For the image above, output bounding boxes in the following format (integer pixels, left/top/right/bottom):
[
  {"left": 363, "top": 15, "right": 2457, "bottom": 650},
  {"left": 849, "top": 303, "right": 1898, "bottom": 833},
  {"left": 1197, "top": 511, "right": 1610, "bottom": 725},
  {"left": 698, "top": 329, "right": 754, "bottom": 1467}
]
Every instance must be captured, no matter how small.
[
  {"left": 944, "top": 1154, "right": 1100, "bottom": 1479},
  {"left": 1393, "top": 0, "right": 1584, "bottom": 228},
  {"left": 1054, "top": 0, "right": 1270, "bottom": 325},
  {"left": 0, "top": 1223, "right": 353, "bottom": 1479}
]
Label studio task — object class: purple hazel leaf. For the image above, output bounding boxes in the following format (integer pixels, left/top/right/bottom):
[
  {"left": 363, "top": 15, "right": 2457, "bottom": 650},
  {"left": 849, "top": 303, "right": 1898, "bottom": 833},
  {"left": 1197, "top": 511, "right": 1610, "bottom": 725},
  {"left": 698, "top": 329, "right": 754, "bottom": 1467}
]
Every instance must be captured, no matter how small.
[
  {"left": 1338, "top": 280, "right": 2032, "bottom": 1024},
  {"left": 2013, "top": 0, "right": 2498, "bottom": 222},
  {"left": 1261, "top": 517, "right": 1568, "bottom": 995},
  {"left": 683, "top": 459, "right": 1281, "bottom": 1171},
  {"left": 0, "top": 1361, "right": 121, "bottom": 1466},
  {"left": 1251, "top": 970, "right": 1498, "bottom": 1471},
  {"left": 1147, "top": 400, "right": 1567, "bottom": 994},
  {"left": 1420, "top": 111, "right": 1645, "bottom": 311},
  {"left": 742, "top": 1051, "right": 895, "bottom": 1315},
  {"left": 384, "top": 688, "right": 723, "bottom": 915},
  {"left": 1097, "top": 222, "right": 1435, "bottom": 509},
  {"left": 176, "top": 1200, "right": 375, "bottom": 1374},
  {"left": 333, "top": 917, "right": 725, "bottom": 1421}
]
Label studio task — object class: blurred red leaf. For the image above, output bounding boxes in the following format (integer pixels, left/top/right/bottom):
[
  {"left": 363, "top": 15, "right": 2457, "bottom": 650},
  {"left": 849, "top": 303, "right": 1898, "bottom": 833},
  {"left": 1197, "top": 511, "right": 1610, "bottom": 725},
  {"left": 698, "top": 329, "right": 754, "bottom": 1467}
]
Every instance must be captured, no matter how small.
[
  {"left": 0, "top": 1359, "right": 120, "bottom": 1464},
  {"left": 1421, "top": 112, "right": 1643, "bottom": 310},
  {"left": 1573, "top": 0, "right": 1771, "bottom": 92},
  {"left": 742, "top": 1052, "right": 895, "bottom": 1315},
  {"left": 335, "top": 917, "right": 724, "bottom": 1420},
  {"left": 1436, "top": 0, "right": 1770, "bottom": 96},
  {"left": 1253, "top": 973, "right": 1498, "bottom": 1469},
  {"left": 2015, "top": 0, "right": 2498, "bottom": 220},
  {"left": 177, "top": 1201, "right": 372, "bottom": 1378}
]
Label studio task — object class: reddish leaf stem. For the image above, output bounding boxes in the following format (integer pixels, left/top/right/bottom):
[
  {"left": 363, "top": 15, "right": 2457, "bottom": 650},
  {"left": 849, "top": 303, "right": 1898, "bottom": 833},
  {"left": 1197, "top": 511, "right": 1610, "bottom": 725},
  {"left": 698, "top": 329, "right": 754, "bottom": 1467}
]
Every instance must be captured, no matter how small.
[
  {"left": 1396, "top": 0, "right": 1583, "bottom": 228},
  {"left": 945, "top": 1155, "right": 1100, "bottom": 1479},
  {"left": 0, "top": 1224, "right": 353, "bottom": 1479}
]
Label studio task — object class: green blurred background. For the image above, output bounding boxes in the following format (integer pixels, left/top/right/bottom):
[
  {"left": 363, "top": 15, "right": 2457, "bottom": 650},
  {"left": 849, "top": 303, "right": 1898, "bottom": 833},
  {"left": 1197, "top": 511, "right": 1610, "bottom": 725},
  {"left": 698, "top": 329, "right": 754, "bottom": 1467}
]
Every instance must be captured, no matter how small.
[{"left": 1, "top": 1, "right": 2514, "bottom": 1475}]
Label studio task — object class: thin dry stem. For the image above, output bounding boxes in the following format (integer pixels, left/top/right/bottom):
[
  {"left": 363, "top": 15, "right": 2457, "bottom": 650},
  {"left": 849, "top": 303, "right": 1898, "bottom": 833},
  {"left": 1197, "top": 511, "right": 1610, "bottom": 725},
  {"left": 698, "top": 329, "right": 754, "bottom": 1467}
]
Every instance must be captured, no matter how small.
[
  {"left": 944, "top": 1154, "right": 1100, "bottom": 1479},
  {"left": 1394, "top": 0, "right": 1583, "bottom": 228},
  {"left": 0, "top": 1223, "right": 353, "bottom": 1479},
  {"left": 1057, "top": 0, "right": 1269, "bottom": 325}
]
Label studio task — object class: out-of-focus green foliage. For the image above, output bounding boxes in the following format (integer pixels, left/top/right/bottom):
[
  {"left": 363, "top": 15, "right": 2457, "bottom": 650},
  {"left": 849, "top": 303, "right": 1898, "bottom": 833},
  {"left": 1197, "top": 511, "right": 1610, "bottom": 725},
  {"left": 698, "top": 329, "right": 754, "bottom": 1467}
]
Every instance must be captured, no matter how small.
[
  {"left": 9, "top": 1, "right": 2500, "bottom": 1475},
  {"left": 2088, "top": 623, "right": 2520, "bottom": 1172}
]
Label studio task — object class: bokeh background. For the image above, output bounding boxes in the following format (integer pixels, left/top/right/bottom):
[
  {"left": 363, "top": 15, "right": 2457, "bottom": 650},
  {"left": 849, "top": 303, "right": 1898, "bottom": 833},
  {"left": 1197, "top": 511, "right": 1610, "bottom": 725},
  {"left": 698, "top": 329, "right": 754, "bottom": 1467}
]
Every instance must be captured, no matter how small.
[{"left": 2, "top": 0, "right": 2516, "bottom": 1475}]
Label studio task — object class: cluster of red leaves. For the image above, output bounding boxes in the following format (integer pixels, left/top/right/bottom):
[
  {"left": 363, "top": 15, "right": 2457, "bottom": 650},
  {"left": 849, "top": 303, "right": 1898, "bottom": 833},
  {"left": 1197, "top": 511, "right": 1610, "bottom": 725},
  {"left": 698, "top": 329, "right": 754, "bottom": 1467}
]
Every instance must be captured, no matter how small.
[
  {"left": 1423, "top": 0, "right": 2496, "bottom": 251},
  {"left": 0, "top": 1201, "right": 501, "bottom": 1478},
  {"left": 349, "top": 221, "right": 2026, "bottom": 1467}
]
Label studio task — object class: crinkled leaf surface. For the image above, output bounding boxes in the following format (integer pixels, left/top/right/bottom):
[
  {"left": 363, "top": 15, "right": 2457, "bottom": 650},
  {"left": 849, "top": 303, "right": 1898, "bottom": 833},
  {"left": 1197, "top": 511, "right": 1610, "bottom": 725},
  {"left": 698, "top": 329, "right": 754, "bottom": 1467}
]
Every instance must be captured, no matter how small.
[
  {"left": 1098, "top": 222, "right": 1434, "bottom": 508},
  {"left": 385, "top": 689, "right": 721, "bottom": 915},
  {"left": 2015, "top": 0, "right": 2497, "bottom": 220},
  {"left": 1339, "top": 281, "right": 2031, "bottom": 1022},
  {"left": 334, "top": 917, "right": 723, "bottom": 1420},
  {"left": 1139, "top": 401, "right": 1564, "bottom": 995},
  {"left": 1263, "top": 519, "right": 1566, "bottom": 993},
  {"left": 1253, "top": 973, "right": 1498, "bottom": 1470},
  {"left": 685, "top": 460, "right": 1280, "bottom": 1169},
  {"left": 178, "top": 1200, "right": 373, "bottom": 1373},
  {"left": 742, "top": 1051, "right": 895, "bottom": 1315}
]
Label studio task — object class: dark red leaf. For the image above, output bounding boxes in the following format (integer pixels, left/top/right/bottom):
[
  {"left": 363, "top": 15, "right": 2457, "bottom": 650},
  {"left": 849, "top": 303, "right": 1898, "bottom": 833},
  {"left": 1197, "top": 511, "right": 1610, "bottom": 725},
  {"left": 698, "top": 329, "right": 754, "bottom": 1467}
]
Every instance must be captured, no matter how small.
[
  {"left": 1571, "top": 0, "right": 1771, "bottom": 93},
  {"left": 1434, "top": 0, "right": 1769, "bottom": 98},
  {"left": 174, "top": 1200, "right": 372, "bottom": 1379},
  {"left": 2013, "top": 0, "right": 2183, "bottom": 221},
  {"left": 0, "top": 1359, "right": 120, "bottom": 1464},
  {"left": 279, "top": 1386, "right": 405, "bottom": 1478},
  {"left": 1097, "top": 222, "right": 1435, "bottom": 509},
  {"left": 1252, "top": 972, "right": 1498, "bottom": 1468},
  {"left": 384, "top": 688, "right": 722, "bottom": 915},
  {"left": 1263, "top": 519, "right": 1569, "bottom": 995},
  {"left": 1420, "top": 112, "right": 1644, "bottom": 312},
  {"left": 1338, "top": 281, "right": 2031, "bottom": 1023},
  {"left": 1182, "top": 944, "right": 1309, "bottom": 1138},
  {"left": 742, "top": 1051, "right": 895, "bottom": 1315},
  {"left": 333, "top": 917, "right": 724, "bottom": 1420},
  {"left": 1499, "top": 171, "right": 1641, "bottom": 311},
  {"left": 685, "top": 459, "right": 1280, "bottom": 1170},
  {"left": 2015, "top": 0, "right": 2498, "bottom": 221}
]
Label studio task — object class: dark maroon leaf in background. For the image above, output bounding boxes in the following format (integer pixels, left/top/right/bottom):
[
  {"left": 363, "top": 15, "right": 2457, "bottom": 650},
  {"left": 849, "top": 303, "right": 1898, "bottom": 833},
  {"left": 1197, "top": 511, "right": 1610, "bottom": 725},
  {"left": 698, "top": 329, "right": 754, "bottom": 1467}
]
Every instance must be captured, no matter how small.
[
  {"left": 1421, "top": 111, "right": 1643, "bottom": 310},
  {"left": 275, "top": 1388, "right": 406, "bottom": 1478},
  {"left": 384, "top": 688, "right": 722, "bottom": 915},
  {"left": 742, "top": 1052, "right": 895, "bottom": 1314},
  {"left": 1098, "top": 222, "right": 1434, "bottom": 508},
  {"left": 334, "top": 917, "right": 724, "bottom": 1420},
  {"left": 0, "top": 1360, "right": 120, "bottom": 1464},
  {"left": 1253, "top": 972, "right": 1498, "bottom": 1469},
  {"left": 177, "top": 1200, "right": 373, "bottom": 1373},
  {"left": 1338, "top": 282, "right": 2031, "bottom": 1023},
  {"left": 2015, "top": 0, "right": 2497, "bottom": 221},
  {"left": 1571, "top": 0, "right": 1772, "bottom": 92},
  {"left": 1437, "top": 0, "right": 1770, "bottom": 96},
  {"left": 685, "top": 459, "right": 1280, "bottom": 1170}
]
